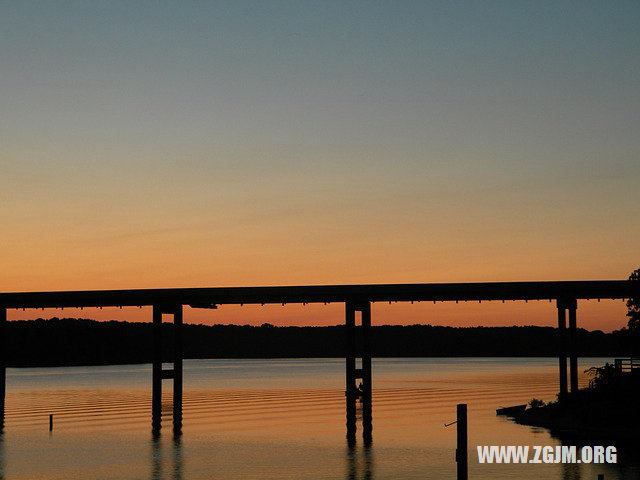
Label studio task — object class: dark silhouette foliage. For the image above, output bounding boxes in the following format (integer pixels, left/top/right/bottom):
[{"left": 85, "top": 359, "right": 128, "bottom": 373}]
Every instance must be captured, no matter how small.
[
  {"left": 3, "top": 318, "right": 631, "bottom": 367},
  {"left": 626, "top": 268, "right": 640, "bottom": 331},
  {"left": 586, "top": 362, "right": 618, "bottom": 390},
  {"left": 528, "top": 398, "right": 545, "bottom": 409}
]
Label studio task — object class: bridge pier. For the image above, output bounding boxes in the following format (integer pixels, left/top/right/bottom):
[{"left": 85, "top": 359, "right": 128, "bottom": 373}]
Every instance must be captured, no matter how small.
[
  {"left": 152, "top": 304, "right": 183, "bottom": 436},
  {"left": 345, "top": 300, "right": 372, "bottom": 443},
  {"left": 557, "top": 301, "right": 568, "bottom": 402},
  {"left": 0, "top": 306, "right": 5, "bottom": 431},
  {"left": 557, "top": 298, "right": 578, "bottom": 402},
  {"left": 568, "top": 300, "right": 578, "bottom": 395}
]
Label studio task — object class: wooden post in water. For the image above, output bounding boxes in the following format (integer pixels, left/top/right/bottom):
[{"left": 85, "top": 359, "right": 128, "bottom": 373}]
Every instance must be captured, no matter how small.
[
  {"left": 173, "top": 305, "right": 183, "bottom": 435},
  {"left": 556, "top": 300, "right": 568, "bottom": 403},
  {"left": 0, "top": 306, "right": 5, "bottom": 432},
  {"left": 456, "top": 403, "right": 468, "bottom": 480},
  {"left": 152, "top": 305, "right": 163, "bottom": 434},
  {"left": 49, "top": 414, "right": 53, "bottom": 431},
  {"left": 568, "top": 299, "right": 578, "bottom": 395},
  {"left": 345, "top": 302, "right": 357, "bottom": 440}
]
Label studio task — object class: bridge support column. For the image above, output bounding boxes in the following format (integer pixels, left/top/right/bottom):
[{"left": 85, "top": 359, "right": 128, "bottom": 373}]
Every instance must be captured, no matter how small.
[
  {"left": 345, "top": 302, "right": 356, "bottom": 440},
  {"left": 567, "top": 300, "right": 578, "bottom": 396},
  {"left": 557, "top": 298, "right": 578, "bottom": 402},
  {"left": 361, "top": 302, "right": 372, "bottom": 442},
  {"left": 152, "top": 305, "right": 162, "bottom": 434},
  {"left": 173, "top": 306, "right": 183, "bottom": 435},
  {"left": 152, "top": 304, "right": 183, "bottom": 436},
  {"left": 557, "top": 298, "right": 578, "bottom": 401},
  {"left": 556, "top": 300, "right": 568, "bottom": 403},
  {"left": 0, "top": 306, "right": 5, "bottom": 432},
  {"left": 345, "top": 300, "right": 372, "bottom": 443}
]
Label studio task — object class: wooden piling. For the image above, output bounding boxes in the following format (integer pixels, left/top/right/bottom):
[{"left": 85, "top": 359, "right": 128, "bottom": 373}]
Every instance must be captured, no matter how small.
[
  {"left": 456, "top": 403, "right": 468, "bottom": 480},
  {"left": 49, "top": 414, "right": 53, "bottom": 431}
]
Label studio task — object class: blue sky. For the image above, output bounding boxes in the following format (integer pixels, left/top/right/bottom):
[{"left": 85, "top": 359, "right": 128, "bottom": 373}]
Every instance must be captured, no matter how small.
[{"left": 1, "top": 1, "right": 639, "bottom": 329}]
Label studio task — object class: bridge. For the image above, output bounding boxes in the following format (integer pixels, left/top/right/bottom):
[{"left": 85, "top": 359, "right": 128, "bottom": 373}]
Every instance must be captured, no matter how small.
[{"left": 1, "top": 280, "right": 637, "bottom": 440}]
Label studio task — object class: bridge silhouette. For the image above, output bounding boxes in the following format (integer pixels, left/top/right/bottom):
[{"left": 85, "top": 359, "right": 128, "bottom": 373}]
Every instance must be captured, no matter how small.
[{"left": 1, "top": 280, "right": 638, "bottom": 441}]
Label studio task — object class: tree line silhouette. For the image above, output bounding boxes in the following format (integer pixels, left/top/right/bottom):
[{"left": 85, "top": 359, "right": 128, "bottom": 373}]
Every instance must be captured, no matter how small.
[{"left": 3, "top": 318, "right": 632, "bottom": 367}]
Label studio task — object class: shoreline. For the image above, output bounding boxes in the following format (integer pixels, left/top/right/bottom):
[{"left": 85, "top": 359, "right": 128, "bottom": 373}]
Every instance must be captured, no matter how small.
[
  {"left": 514, "top": 379, "right": 640, "bottom": 446},
  {"left": 4, "top": 355, "right": 618, "bottom": 369},
  {"left": 3, "top": 318, "right": 632, "bottom": 367}
]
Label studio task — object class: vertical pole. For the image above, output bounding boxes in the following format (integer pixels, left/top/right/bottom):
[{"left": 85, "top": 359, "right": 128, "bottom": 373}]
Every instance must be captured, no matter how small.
[
  {"left": 568, "top": 300, "right": 578, "bottom": 395},
  {"left": 456, "top": 403, "right": 468, "bottom": 480},
  {"left": 361, "top": 301, "right": 372, "bottom": 442},
  {"left": 152, "top": 305, "right": 162, "bottom": 434},
  {"left": 0, "top": 306, "right": 6, "bottom": 432},
  {"left": 557, "top": 301, "right": 568, "bottom": 403},
  {"left": 345, "top": 302, "right": 357, "bottom": 440},
  {"left": 173, "top": 305, "right": 183, "bottom": 435}
]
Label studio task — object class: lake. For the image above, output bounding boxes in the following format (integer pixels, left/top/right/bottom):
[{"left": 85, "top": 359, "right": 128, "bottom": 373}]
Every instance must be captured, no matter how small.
[{"left": 0, "top": 358, "right": 637, "bottom": 479}]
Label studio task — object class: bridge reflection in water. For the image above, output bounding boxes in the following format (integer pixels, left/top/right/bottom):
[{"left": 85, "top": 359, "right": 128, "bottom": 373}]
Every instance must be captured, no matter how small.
[{"left": 151, "top": 435, "right": 183, "bottom": 480}]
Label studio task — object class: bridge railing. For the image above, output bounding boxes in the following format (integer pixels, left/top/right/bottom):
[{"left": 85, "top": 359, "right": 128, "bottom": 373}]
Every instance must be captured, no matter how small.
[{"left": 614, "top": 357, "right": 640, "bottom": 373}]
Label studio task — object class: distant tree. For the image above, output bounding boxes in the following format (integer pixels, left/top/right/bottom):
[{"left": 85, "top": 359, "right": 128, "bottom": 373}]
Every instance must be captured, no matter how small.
[{"left": 626, "top": 269, "right": 640, "bottom": 331}]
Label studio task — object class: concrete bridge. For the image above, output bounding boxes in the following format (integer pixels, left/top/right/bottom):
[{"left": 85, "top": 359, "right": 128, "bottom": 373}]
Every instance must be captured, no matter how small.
[{"left": 1, "top": 280, "right": 638, "bottom": 440}]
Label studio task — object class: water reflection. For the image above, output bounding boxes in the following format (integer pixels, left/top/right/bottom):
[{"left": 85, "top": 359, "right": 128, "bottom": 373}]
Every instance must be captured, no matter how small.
[
  {"left": 561, "top": 462, "right": 581, "bottom": 480},
  {"left": 346, "top": 439, "right": 373, "bottom": 480},
  {"left": 4, "top": 358, "right": 633, "bottom": 480},
  {"left": 151, "top": 434, "right": 183, "bottom": 480}
]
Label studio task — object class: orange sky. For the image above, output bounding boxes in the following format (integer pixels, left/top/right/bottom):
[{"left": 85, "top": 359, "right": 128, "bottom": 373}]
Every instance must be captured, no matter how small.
[
  {"left": 2, "top": 2, "right": 638, "bottom": 332},
  {"left": 6, "top": 298, "right": 629, "bottom": 333}
]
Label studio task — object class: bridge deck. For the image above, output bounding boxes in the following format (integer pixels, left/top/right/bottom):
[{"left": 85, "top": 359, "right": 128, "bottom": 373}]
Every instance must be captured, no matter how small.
[{"left": 0, "top": 280, "right": 637, "bottom": 309}]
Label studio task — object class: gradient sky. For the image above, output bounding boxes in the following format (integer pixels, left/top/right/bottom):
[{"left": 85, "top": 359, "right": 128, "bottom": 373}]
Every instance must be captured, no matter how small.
[{"left": 2, "top": 1, "right": 638, "bottom": 330}]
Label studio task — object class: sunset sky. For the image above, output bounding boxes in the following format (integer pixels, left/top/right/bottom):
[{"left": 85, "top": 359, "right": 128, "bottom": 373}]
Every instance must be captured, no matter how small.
[{"left": 2, "top": 1, "right": 638, "bottom": 331}]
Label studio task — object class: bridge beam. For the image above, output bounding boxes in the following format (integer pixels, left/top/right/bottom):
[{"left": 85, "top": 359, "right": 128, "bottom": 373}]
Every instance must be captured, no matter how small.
[
  {"left": 345, "top": 300, "right": 372, "bottom": 443},
  {"left": 152, "top": 304, "right": 183, "bottom": 436}
]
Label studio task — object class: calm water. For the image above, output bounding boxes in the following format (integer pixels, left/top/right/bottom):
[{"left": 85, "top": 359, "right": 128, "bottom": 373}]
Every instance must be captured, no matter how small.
[{"left": 0, "top": 358, "right": 637, "bottom": 480}]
